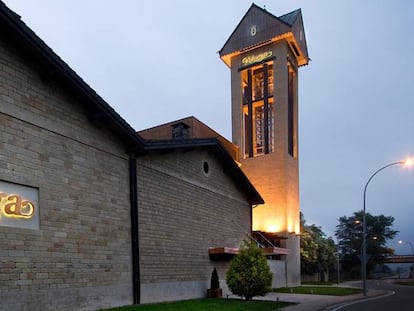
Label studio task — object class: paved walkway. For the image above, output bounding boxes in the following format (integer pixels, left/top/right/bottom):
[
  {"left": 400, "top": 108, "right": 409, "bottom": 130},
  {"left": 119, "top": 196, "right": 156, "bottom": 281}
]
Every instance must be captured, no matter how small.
[
  {"left": 259, "top": 290, "right": 384, "bottom": 311},
  {"left": 242, "top": 282, "right": 387, "bottom": 311}
]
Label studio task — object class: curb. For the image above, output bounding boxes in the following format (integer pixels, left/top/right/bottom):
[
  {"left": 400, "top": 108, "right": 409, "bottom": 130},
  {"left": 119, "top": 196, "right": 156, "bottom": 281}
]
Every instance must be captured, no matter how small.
[{"left": 323, "top": 290, "right": 394, "bottom": 311}]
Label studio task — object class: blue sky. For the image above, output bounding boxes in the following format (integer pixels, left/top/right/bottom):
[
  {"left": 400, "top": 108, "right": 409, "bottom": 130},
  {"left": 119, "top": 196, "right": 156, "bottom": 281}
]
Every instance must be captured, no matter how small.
[{"left": 4, "top": 0, "right": 414, "bottom": 254}]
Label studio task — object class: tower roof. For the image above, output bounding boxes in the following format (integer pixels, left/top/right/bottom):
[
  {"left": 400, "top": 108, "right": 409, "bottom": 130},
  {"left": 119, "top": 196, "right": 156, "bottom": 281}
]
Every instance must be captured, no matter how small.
[{"left": 219, "top": 3, "right": 309, "bottom": 67}]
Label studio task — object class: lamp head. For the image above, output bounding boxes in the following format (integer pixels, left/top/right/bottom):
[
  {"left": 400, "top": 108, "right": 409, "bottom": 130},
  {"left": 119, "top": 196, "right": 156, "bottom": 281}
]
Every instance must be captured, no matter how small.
[{"left": 403, "top": 158, "right": 414, "bottom": 167}]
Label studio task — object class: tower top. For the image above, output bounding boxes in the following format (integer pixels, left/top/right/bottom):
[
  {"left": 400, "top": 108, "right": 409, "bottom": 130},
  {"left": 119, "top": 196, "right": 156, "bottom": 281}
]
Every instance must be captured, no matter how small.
[{"left": 219, "top": 3, "right": 309, "bottom": 67}]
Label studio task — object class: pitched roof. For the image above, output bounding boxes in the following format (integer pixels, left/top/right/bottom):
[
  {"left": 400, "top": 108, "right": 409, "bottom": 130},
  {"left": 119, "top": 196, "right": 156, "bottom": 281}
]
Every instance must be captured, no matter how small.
[
  {"left": 0, "top": 1, "right": 145, "bottom": 152},
  {"left": 143, "top": 138, "right": 264, "bottom": 205},
  {"left": 0, "top": 1, "right": 264, "bottom": 207},
  {"left": 279, "top": 9, "right": 301, "bottom": 25},
  {"left": 138, "top": 116, "right": 239, "bottom": 160},
  {"left": 219, "top": 3, "right": 309, "bottom": 67}
]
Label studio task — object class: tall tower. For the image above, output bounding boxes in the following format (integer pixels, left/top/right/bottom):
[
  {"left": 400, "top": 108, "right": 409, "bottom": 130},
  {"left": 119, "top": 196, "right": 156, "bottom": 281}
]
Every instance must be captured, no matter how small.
[{"left": 219, "top": 4, "right": 309, "bottom": 286}]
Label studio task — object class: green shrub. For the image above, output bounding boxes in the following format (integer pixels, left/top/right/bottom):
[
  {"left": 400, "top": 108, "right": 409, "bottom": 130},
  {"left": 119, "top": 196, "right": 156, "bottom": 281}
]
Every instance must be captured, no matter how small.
[
  {"left": 210, "top": 268, "right": 220, "bottom": 289},
  {"left": 226, "top": 239, "right": 272, "bottom": 300}
]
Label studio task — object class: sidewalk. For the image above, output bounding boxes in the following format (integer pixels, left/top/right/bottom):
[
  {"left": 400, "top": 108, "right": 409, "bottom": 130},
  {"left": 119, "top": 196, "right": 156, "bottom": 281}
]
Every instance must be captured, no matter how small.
[
  {"left": 248, "top": 282, "right": 387, "bottom": 311},
  {"left": 261, "top": 290, "right": 384, "bottom": 311}
]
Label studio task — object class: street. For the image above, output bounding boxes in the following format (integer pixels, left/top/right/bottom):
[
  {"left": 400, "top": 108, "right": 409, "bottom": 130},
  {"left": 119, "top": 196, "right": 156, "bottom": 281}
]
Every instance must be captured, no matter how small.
[{"left": 337, "top": 279, "right": 414, "bottom": 311}]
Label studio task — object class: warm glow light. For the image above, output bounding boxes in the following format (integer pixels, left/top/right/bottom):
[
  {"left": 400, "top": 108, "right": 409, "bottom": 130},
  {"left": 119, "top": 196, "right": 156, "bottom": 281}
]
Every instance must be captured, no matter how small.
[
  {"left": 267, "top": 224, "right": 279, "bottom": 233},
  {"left": 0, "top": 192, "right": 35, "bottom": 219},
  {"left": 403, "top": 158, "right": 414, "bottom": 167},
  {"left": 252, "top": 197, "right": 300, "bottom": 234},
  {"left": 294, "top": 222, "right": 301, "bottom": 235}
]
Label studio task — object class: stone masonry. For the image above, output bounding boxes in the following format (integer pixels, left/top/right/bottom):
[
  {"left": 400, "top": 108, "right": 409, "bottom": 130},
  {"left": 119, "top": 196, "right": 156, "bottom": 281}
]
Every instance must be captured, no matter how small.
[
  {"left": 0, "top": 32, "right": 133, "bottom": 310},
  {"left": 137, "top": 149, "right": 252, "bottom": 303}
]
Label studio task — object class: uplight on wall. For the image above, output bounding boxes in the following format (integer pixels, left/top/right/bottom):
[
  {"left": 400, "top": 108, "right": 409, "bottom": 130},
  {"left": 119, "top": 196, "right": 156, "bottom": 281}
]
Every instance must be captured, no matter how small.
[{"left": 267, "top": 224, "right": 279, "bottom": 233}]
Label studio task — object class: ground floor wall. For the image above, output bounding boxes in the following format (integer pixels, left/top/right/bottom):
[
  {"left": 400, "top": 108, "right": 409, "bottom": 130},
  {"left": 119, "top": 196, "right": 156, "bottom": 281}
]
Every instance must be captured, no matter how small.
[
  {"left": 0, "top": 112, "right": 133, "bottom": 310},
  {"left": 268, "top": 260, "right": 287, "bottom": 288},
  {"left": 282, "top": 233, "right": 301, "bottom": 286},
  {"left": 141, "top": 281, "right": 208, "bottom": 303},
  {"left": 301, "top": 272, "right": 329, "bottom": 283},
  {"left": 137, "top": 150, "right": 252, "bottom": 303},
  {"left": 0, "top": 284, "right": 132, "bottom": 311},
  {"left": 267, "top": 233, "right": 301, "bottom": 288}
]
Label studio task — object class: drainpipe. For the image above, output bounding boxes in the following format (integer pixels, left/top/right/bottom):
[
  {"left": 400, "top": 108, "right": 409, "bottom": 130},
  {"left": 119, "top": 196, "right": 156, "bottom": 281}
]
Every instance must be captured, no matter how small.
[{"left": 129, "top": 156, "right": 140, "bottom": 304}]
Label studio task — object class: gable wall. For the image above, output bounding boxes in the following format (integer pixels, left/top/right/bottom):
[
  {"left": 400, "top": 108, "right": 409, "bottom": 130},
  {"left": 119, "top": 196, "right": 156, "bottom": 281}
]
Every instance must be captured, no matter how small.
[
  {"left": 137, "top": 149, "right": 252, "bottom": 303},
  {"left": 0, "top": 33, "right": 133, "bottom": 310},
  {"left": 220, "top": 6, "right": 290, "bottom": 58}
]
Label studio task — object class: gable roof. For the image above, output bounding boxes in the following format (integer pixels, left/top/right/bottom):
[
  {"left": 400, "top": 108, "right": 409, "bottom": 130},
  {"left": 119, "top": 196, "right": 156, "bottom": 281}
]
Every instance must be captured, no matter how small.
[
  {"left": 143, "top": 138, "right": 264, "bottom": 205},
  {"left": 138, "top": 116, "right": 239, "bottom": 160},
  {"left": 279, "top": 9, "right": 301, "bottom": 25},
  {"left": 0, "top": 2, "right": 264, "bottom": 207},
  {"left": 0, "top": 1, "right": 145, "bottom": 152},
  {"left": 219, "top": 3, "right": 309, "bottom": 67}
]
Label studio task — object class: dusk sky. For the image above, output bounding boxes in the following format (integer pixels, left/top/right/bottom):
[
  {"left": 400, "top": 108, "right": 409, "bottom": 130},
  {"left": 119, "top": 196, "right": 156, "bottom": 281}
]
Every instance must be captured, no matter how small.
[{"left": 4, "top": 0, "right": 414, "bottom": 254}]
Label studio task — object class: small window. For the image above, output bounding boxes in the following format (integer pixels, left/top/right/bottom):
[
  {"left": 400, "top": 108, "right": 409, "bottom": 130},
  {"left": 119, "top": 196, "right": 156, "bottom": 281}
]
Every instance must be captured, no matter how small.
[
  {"left": 202, "top": 160, "right": 210, "bottom": 177},
  {"left": 171, "top": 122, "right": 189, "bottom": 139}
]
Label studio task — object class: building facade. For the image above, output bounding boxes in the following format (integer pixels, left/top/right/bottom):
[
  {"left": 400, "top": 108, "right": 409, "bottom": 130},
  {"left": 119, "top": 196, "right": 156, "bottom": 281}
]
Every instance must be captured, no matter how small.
[
  {"left": 0, "top": 2, "right": 262, "bottom": 310},
  {"left": 219, "top": 4, "right": 309, "bottom": 286},
  {"left": 0, "top": 2, "right": 309, "bottom": 310},
  {"left": 137, "top": 143, "right": 257, "bottom": 303},
  {"left": 0, "top": 10, "right": 135, "bottom": 311}
]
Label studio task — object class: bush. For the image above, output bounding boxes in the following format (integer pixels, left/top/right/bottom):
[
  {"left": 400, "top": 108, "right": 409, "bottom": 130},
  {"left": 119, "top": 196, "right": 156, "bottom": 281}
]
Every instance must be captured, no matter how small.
[
  {"left": 210, "top": 268, "right": 220, "bottom": 289},
  {"left": 226, "top": 239, "right": 272, "bottom": 300}
]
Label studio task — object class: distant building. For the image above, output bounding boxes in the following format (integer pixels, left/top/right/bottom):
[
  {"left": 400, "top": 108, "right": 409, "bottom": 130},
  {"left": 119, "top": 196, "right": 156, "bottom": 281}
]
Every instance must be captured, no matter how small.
[{"left": 0, "top": 1, "right": 308, "bottom": 310}]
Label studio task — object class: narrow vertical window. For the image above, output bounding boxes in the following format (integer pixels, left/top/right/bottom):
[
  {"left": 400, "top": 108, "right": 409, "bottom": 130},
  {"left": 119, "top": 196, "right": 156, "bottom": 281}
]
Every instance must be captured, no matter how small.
[
  {"left": 288, "top": 67, "right": 296, "bottom": 157},
  {"left": 241, "top": 62, "right": 274, "bottom": 158}
]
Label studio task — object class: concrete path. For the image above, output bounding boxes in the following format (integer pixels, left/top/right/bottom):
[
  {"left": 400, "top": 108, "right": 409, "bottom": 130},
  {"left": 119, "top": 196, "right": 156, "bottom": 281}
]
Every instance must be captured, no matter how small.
[
  {"left": 262, "top": 290, "right": 385, "bottom": 311},
  {"left": 243, "top": 282, "right": 388, "bottom": 311}
]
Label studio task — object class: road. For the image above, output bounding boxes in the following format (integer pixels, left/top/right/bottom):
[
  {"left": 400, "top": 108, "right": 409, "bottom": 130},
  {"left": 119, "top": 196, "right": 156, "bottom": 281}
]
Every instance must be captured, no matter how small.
[{"left": 337, "top": 279, "right": 414, "bottom": 311}]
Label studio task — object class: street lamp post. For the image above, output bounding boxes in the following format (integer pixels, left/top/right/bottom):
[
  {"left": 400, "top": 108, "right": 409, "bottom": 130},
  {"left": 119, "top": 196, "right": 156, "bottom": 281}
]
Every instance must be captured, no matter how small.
[
  {"left": 337, "top": 251, "right": 340, "bottom": 285},
  {"left": 362, "top": 159, "right": 412, "bottom": 296}
]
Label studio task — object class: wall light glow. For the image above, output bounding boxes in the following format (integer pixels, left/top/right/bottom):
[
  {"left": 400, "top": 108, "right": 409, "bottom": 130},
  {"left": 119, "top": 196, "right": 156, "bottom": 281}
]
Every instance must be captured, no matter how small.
[{"left": 267, "top": 224, "right": 279, "bottom": 233}]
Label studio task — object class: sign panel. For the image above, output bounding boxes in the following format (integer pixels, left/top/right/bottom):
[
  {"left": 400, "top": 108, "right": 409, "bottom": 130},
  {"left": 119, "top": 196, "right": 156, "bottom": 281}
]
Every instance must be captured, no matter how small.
[
  {"left": 0, "top": 181, "right": 39, "bottom": 230},
  {"left": 242, "top": 51, "right": 273, "bottom": 67}
]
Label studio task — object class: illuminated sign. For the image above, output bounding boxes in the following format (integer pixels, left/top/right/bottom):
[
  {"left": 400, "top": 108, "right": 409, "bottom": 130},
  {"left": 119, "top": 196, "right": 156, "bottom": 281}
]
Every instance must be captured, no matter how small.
[
  {"left": 0, "top": 193, "right": 35, "bottom": 218},
  {"left": 0, "top": 181, "right": 39, "bottom": 229},
  {"left": 242, "top": 51, "right": 273, "bottom": 67}
]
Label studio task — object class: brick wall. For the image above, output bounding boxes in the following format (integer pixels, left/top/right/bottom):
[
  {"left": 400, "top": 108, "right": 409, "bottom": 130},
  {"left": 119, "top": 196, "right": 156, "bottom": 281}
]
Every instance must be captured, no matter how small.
[
  {"left": 0, "top": 36, "right": 133, "bottom": 310},
  {"left": 137, "top": 149, "right": 252, "bottom": 303}
]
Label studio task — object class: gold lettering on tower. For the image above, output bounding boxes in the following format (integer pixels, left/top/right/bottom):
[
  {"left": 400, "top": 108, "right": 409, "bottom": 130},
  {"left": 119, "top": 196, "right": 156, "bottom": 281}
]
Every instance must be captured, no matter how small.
[{"left": 242, "top": 51, "right": 272, "bottom": 66}]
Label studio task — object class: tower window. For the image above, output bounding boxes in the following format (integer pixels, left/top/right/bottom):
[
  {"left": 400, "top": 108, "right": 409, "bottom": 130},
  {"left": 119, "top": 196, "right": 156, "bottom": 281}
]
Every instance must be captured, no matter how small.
[
  {"left": 288, "top": 66, "right": 296, "bottom": 158},
  {"left": 241, "top": 62, "right": 274, "bottom": 158},
  {"left": 252, "top": 66, "right": 274, "bottom": 101}
]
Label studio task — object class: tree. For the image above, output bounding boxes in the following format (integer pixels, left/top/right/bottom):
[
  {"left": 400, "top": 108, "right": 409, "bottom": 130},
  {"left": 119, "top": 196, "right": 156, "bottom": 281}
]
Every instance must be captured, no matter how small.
[
  {"left": 210, "top": 267, "right": 220, "bottom": 289},
  {"left": 300, "top": 213, "right": 337, "bottom": 280},
  {"left": 226, "top": 239, "right": 272, "bottom": 300},
  {"left": 335, "top": 211, "right": 398, "bottom": 277}
]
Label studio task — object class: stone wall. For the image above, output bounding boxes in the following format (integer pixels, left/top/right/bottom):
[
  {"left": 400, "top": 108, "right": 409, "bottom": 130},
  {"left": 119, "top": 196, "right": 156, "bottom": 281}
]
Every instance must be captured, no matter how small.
[
  {"left": 0, "top": 34, "right": 133, "bottom": 310},
  {"left": 267, "top": 259, "right": 287, "bottom": 288},
  {"left": 137, "top": 149, "right": 252, "bottom": 303}
]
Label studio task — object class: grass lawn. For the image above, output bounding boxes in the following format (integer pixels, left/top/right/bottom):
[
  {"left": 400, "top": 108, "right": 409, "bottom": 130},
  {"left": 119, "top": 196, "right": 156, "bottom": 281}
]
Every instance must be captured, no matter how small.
[
  {"left": 101, "top": 298, "right": 295, "bottom": 311},
  {"left": 395, "top": 281, "right": 414, "bottom": 286},
  {"left": 273, "top": 286, "right": 362, "bottom": 296}
]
